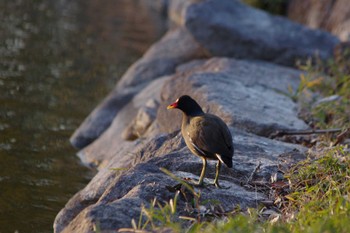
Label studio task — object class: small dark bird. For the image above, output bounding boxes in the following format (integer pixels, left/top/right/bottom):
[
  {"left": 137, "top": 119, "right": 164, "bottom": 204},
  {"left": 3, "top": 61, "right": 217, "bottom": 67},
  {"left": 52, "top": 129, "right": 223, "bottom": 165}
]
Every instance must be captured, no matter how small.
[{"left": 167, "top": 95, "right": 234, "bottom": 187}]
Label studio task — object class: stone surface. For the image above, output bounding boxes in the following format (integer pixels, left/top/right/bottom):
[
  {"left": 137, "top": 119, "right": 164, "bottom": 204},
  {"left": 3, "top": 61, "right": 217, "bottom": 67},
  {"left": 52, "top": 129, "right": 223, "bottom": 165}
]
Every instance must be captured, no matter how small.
[
  {"left": 122, "top": 98, "right": 160, "bottom": 141},
  {"left": 77, "top": 76, "right": 169, "bottom": 168},
  {"left": 70, "top": 27, "right": 207, "bottom": 149},
  {"left": 56, "top": 1, "right": 342, "bottom": 232},
  {"left": 56, "top": 129, "right": 305, "bottom": 233},
  {"left": 183, "top": 0, "right": 339, "bottom": 65},
  {"left": 77, "top": 57, "right": 308, "bottom": 168},
  {"left": 70, "top": 0, "right": 339, "bottom": 150},
  {"left": 157, "top": 58, "right": 308, "bottom": 136},
  {"left": 55, "top": 57, "right": 308, "bottom": 232}
]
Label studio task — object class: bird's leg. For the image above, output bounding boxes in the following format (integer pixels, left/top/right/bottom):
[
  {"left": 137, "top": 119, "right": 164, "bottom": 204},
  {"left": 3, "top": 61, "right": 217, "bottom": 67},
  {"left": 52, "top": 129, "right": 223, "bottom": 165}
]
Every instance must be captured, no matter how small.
[
  {"left": 213, "top": 160, "right": 221, "bottom": 188},
  {"left": 198, "top": 158, "right": 207, "bottom": 186}
]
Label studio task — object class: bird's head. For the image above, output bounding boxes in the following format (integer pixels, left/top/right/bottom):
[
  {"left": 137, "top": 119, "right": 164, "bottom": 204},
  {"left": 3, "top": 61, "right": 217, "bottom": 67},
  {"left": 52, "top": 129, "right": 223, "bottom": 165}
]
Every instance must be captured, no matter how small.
[{"left": 167, "top": 95, "right": 204, "bottom": 116}]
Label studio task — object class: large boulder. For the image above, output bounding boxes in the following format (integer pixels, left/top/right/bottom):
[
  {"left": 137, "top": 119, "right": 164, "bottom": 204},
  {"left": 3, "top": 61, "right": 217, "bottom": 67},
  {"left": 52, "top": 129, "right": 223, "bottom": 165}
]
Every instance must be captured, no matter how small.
[
  {"left": 55, "top": 57, "right": 307, "bottom": 232},
  {"left": 157, "top": 58, "right": 307, "bottom": 136},
  {"left": 77, "top": 57, "right": 308, "bottom": 168},
  {"left": 55, "top": 131, "right": 305, "bottom": 232},
  {"left": 178, "top": 0, "right": 339, "bottom": 64}
]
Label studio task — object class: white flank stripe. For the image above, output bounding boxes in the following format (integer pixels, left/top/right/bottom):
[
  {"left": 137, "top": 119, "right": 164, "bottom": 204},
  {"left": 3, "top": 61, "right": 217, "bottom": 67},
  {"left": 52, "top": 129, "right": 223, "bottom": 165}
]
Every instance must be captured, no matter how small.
[{"left": 215, "top": 153, "right": 225, "bottom": 164}]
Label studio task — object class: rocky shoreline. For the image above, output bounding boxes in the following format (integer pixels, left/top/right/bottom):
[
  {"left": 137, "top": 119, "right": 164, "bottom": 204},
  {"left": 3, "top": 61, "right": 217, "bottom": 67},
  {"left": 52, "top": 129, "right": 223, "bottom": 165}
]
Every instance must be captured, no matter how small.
[{"left": 54, "top": 0, "right": 340, "bottom": 232}]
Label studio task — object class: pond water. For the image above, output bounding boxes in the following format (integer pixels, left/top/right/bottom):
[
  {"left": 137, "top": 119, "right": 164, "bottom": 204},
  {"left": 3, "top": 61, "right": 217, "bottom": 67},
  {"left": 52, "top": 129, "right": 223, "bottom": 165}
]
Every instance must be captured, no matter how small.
[{"left": 0, "top": 0, "right": 165, "bottom": 232}]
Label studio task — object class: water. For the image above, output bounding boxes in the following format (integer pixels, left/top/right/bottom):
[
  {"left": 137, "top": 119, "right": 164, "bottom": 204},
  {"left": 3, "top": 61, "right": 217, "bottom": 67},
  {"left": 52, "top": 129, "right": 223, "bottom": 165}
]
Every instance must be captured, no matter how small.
[{"left": 0, "top": 0, "right": 165, "bottom": 232}]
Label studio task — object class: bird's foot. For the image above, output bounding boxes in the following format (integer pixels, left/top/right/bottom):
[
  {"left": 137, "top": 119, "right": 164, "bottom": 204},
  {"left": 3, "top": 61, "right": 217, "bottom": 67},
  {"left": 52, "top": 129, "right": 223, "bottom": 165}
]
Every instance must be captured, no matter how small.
[
  {"left": 183, "top": 178, "right": 204, "bottom": 187},
  {"left": 213, "top": 182, "right": 230, "bottom": 189},
  {"left": 195, "top": 181, "right": 205, "bottom": 187},
  {"left": 192, "top": 180, "right": 211, "bottom": 189}
]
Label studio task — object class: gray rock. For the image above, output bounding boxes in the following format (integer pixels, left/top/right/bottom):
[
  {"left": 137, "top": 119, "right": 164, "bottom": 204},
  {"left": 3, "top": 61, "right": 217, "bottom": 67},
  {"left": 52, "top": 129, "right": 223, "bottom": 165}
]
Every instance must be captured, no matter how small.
[
  {"left": 76, "top": 76, "right": 169, "bottom": 168},
  {"left": 183, "top": 0, "right": 339, "bottom": 65},
  {"left": 70, "top": 0, "right": 339, "bottom": 150},
  {"left": 77, "top": 57, "right": 307, "bottom": 168},
  {"left": 122, "top": 99, "right": 160, "bottom": 140},
  {"left": 55, "top": 57, "right": 308, "bottom": 232},
  {"left": 312, "top": 95, "right": 342, "bottom": 108},
  {"left": 70, "top": 27, "right": 207, "bottom": 149},
  {"left": 158, "top": 58, "right": 308, "bottom": 136},
  {"left": 56, "top": 1, "right": 342, "bottom": 231},
  {"left": 55, "top": 130, "right": 305, "bottom": 232}
]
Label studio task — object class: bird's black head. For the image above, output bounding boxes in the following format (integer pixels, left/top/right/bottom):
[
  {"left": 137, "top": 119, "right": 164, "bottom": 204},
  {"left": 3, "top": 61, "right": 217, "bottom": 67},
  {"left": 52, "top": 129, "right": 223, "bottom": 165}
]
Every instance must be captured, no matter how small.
[{"left": 167, "top": 95, "right": 204, "bottom": 116}]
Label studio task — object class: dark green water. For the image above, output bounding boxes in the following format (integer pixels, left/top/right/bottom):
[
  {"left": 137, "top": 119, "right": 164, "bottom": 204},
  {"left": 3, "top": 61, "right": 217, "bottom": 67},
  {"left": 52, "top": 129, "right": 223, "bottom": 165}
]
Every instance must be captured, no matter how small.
[{"left": 0, "top": 1, "right": 165, "bottom": 232}]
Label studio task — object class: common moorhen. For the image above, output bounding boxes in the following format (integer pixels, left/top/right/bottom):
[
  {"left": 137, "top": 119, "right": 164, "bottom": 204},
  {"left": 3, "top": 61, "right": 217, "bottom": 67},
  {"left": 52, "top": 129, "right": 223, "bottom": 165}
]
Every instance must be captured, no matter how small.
[{"left": 167, "top": 95, "right": 234, "bottom": 187}]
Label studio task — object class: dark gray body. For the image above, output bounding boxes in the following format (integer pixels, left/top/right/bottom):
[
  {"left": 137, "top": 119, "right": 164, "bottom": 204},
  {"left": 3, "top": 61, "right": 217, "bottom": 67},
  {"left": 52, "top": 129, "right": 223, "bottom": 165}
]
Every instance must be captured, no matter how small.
[{"left": 181, "top": 113, "right": 233, "bottom": 167}]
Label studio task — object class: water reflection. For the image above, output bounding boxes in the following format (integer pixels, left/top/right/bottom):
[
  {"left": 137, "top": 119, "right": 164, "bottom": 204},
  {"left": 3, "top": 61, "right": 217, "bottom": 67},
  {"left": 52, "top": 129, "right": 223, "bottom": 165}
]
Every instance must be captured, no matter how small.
[{"left": 0, "top": 0, "right": 165, "bottom": 232}]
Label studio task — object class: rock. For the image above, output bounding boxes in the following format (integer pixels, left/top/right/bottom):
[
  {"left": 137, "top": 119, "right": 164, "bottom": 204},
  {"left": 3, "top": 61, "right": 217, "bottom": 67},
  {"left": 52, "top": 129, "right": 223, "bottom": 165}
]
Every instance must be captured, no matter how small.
[
  {"left": 77, "top": 57, "right": 308, "bottom": 168},
  {"left": 70, "top": 27, "right": 207, "bottom": 149},
  {"left": 157, "top": 58, "right": 308, "bottom": 136},
  {"left": 77, "top": 76, "right": 169, "bottom": 168},
  {"left": 183, "top": 0, "right": 339, "bottom": 65},
  {"left": 57, "top": 1, "right": 343, "bottom": 231},
  {"left": 122, "top": 99, "right": 160, "bottom": 140},
  {"left": 56, "top": 129, "right": 305, "bottom": 232},
  {"left": 70, "top": 0, "right": 339, "bottom": 150},
  {"left": 312, "top": 95, "right": 342, "bottom": 108},
  {"left": 288, "top": 0, "right": 350, "bottom": 41},
  {"left": 55, "top": 57, "right": 308, "bottom": 232}
]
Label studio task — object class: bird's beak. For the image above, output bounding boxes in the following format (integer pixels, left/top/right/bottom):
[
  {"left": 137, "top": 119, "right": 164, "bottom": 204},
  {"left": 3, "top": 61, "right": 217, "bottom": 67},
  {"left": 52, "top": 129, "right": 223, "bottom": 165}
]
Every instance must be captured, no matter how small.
[{"left": 167, "top": 102, "right": 177, "bottom": 109}]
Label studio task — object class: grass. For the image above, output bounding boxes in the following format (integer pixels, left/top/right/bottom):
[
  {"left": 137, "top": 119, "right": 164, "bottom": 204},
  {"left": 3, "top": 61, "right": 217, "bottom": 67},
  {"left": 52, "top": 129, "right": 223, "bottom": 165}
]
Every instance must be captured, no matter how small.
[
  {"left": 294, "top": 54, "right": 350, "bottom": 131},
  {"left": 280, "top": 146, "right": 350, "bottom": 233},
  {"left": 120, "top": 51, "right": 350, "bottom": 233}
]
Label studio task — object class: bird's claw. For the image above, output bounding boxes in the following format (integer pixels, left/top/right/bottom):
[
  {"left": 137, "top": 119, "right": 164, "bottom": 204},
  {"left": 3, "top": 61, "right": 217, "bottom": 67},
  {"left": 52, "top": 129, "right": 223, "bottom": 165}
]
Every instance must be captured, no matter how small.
[{"left": 213, "top": 182, "right": 230, "bottom": 189}]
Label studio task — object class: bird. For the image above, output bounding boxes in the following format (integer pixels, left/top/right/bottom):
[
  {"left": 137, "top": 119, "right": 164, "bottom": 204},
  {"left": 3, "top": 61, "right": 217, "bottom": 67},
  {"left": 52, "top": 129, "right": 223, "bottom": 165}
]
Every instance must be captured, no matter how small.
[{"left": 167, "top": 95, "right": 234, "bottom": 188}]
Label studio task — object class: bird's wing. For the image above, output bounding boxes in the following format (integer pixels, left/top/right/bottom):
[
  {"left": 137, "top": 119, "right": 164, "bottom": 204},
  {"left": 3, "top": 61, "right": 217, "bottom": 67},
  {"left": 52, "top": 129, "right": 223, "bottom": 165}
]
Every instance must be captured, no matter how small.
[{"left": 187, "top": 114, "right": 233, "bottom": 161}]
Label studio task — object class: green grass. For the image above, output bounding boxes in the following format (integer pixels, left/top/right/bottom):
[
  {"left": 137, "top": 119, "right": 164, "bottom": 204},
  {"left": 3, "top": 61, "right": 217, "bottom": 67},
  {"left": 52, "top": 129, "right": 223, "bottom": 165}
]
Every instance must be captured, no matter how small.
[
  {"left": 294, "top": 55, "right": 350, "bottom": 131},
  {"left": 281, "top": 146, "right": 350, "bottom": 233},
  {"left": 131, "top": 149, "right": 350, "bottom": 232},
  {"left": 124, "top": 52, "right": 350, "bottom": 233}
]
